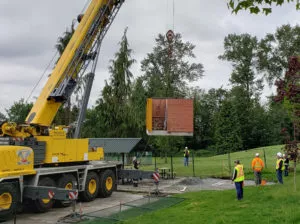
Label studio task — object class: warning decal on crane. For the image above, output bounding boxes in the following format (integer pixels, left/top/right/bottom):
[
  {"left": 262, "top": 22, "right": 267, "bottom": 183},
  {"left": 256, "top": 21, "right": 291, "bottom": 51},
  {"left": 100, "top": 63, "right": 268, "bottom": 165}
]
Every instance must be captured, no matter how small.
[
  {"left": 48, "top": 190, "right": 55, "bottom": 199},
  {"left": 68, "top": 191, "right": 78, "bottom": 200}
]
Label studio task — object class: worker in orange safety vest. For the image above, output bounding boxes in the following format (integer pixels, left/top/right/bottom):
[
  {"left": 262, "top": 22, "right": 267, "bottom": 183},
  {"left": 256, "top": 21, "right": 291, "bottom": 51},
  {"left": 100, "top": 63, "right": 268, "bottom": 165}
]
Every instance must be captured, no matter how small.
[{"left": 251, "top": 153, "right": 264, "bottom": 186}]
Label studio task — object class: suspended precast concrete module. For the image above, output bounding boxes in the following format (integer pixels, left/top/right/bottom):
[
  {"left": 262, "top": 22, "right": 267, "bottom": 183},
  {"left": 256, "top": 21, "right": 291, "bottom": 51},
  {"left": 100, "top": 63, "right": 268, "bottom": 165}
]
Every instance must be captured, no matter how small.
[{"left": 146, "top": 98, "right": 194, "bottom": 136}]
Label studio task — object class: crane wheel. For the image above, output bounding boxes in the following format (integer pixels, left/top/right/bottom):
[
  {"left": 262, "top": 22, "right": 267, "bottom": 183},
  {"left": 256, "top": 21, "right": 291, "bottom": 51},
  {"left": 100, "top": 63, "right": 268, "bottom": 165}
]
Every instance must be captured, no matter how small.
[
  {"left": 55, "top": 174, "right": 77, "bottom": 208},
  {"left": 0, "top": 183, "right": 19, "bottom": 221},
  {"left": 80, "top": 172, "right": 99, "bottom": 202},
  {"left": 32, "top": 177, "right": 55, "bottom": 213},
  {"left": 98, "top": 169, "right": 115, "bottom": 198}
]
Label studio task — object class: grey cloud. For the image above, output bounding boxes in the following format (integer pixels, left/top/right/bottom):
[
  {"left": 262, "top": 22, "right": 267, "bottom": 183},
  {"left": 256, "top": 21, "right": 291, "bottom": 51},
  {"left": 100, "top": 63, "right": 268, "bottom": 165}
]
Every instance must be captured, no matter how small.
[{"left": 1, "top": 0, "right": 300, "bottom": 114}]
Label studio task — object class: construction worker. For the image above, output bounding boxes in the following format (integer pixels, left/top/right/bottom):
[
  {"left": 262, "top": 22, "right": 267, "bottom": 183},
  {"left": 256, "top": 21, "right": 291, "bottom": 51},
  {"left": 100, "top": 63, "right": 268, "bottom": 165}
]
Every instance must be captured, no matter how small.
[
  {"left": 283, "top": 154, "right": 289, "bottom": 176},
  {"left": 183, "top": 147, "right": 190, "bottom": 166},
  {"left": 276, "top": 152, "right": 285, "bottom": 184},
  {"left": 132, "top": 156, "right": 140, "bottom": 187},
  {"left": 251, "top": 153, "right": 264, "bottom": 185},
  {"left": 232, "top": 160, "right": 244, "bottom": 200},
  {"left": 132, "top": 156, "right": 139, "bottom": 170}
]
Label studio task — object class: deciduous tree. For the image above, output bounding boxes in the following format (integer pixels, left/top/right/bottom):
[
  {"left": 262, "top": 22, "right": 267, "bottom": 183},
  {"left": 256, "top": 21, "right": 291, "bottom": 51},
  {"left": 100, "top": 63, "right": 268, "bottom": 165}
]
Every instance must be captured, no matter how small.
[
  {"left": 257, "top": 24, "right": 300, "bottom": 85},
  {"left": 141, "top": 32, "right": 204, "bottom": 152},
  {"left": 5, "top": 99, "right": 33, "bottom": 124},
  {"left": 227, "top": 0, "right": 300, "bottom": 15}
]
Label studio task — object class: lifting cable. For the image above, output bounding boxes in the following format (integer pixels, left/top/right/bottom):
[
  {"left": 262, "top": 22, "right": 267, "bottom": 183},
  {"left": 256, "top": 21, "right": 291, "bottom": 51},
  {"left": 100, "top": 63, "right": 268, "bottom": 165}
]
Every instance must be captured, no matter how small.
[
  {"left": 166, "top": 0, "right": 175, "bottom": 32},
  {"left": 26, "top": 51, "right": 58, "bottom": 103},
  {"left": 26, "top": 0, "right": 91, "bottom": 103},
  {"left": 172, "top": 0, "right": 175, "bottom": 32},
  {"left": 81, "top": 0, "right": 91, "bottom": 14}
]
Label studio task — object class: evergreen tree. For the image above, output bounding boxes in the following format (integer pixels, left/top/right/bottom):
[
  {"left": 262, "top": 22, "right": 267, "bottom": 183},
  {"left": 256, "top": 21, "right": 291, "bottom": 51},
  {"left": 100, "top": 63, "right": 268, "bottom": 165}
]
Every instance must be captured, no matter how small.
[
  {"left": 188, "top": 87, "right": 227, "bottom": 149},
  {"left": 214, "top": 99, "right": 242, "bottom": 154},
  {"left": 86, "top": 28, "right": 135, "bottom": 138},
  {"left": 129, "top": 77, "right": 148, "bottom": 138}
]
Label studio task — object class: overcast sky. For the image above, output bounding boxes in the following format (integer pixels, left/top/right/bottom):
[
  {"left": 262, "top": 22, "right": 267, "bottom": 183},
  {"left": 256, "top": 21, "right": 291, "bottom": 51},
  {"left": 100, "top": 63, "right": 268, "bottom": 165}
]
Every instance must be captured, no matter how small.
[{"left": 0, "top": 0, "right": 299, "bottom": 115}]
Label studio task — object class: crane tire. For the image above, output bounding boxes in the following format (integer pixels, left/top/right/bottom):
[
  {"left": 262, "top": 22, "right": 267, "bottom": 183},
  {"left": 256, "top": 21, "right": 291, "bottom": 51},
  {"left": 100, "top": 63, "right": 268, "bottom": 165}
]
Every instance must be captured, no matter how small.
[
  {"left": 32, "top": 177, "right": 55, "bottom": 213},
  {"left": 98, "top": 169, "right": 115, "bottom": 198},
  {"left": 80, "top": 172, "right": 99, "bottom": 202},
  {"left": 0, "top": 183, "right": 19, "bottom": 221},
  {"left": 55, "top": 174, "right": 77, "bottom": 208}
]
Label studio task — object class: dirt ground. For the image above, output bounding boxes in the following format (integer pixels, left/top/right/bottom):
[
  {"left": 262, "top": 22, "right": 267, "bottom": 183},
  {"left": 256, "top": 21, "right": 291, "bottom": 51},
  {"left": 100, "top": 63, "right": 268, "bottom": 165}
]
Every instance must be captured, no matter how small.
[{"left": 3, "top": 177, "right": 271, "bottom": 224}]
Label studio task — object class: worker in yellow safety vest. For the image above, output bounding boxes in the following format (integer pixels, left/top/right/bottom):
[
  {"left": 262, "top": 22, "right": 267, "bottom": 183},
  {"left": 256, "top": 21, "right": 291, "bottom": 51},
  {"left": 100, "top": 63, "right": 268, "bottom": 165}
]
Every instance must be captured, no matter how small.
[
  {"left": 251, "top": 153, "right": 264, "bottom": 186},
  {"left": 232, "top": 160, "right": 244, "bottom": 200},
  {"left": 183, "top": 147, "right": 190, "bottom": 166},
  {"left": 276, "top": 152, "right": 285, "bottom": 184}
]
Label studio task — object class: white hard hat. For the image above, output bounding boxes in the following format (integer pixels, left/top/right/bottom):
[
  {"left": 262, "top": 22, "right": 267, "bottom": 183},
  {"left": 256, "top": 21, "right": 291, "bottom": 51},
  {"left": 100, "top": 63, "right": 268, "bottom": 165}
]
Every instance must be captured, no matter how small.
[
  {"left": 133, "top": 156, "right": 137, "bottom": 161},
  {"left": 255, "top": 153, "right": 259, "bottom": 157},
  {"left": 277, "top": 152, "right": 282, "bottom": 157},
  {"left": 185, "top": 147, "right": 188, "bottom": 149}
]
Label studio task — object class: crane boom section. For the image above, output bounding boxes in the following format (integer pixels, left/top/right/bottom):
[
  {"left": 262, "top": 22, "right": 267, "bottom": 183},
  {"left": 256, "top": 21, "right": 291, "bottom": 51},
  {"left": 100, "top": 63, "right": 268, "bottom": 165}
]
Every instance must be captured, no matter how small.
[{"left": 25, "top": 0, "right": 110, "bottom": 127}]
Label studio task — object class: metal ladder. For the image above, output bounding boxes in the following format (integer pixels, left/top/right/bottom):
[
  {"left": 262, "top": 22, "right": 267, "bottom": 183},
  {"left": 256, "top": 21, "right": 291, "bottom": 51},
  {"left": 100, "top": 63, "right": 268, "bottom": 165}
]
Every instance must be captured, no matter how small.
[{"left": 77, "top": 169, "right": 87, "bottom": 191}]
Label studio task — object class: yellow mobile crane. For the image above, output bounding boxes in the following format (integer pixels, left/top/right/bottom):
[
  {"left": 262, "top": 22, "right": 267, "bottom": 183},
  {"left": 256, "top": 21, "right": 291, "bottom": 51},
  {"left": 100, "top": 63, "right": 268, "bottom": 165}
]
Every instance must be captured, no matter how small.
[{"left": 0, "top": 0, "right": 142, "bottom": 218}]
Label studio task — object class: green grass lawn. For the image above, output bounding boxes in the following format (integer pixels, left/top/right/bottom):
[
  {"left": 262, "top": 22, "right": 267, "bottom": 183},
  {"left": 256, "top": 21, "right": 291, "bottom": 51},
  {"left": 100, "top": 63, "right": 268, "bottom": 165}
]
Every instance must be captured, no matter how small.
[
  {"left": 141, "top": 145, "right": 285, "bottom": 182},
  {"left": 118, "top": 145, "right": 300, "bottom": 223},
  {"left": 121, "top": 179, "right": 300, "bottom": 224}
]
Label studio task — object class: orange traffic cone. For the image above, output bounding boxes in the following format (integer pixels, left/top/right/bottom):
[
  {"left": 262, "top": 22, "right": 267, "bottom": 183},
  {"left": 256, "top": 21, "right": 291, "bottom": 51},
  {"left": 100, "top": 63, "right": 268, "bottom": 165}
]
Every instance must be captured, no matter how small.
[{"left": 261, "top": 179, "right": 267, "bottom": 186}]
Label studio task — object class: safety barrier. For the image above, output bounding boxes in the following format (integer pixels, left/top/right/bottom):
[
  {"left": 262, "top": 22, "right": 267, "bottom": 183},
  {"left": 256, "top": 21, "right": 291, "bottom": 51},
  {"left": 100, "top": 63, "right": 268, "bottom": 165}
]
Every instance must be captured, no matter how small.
[{"left": 68, "top": 196, "right": 185, "bottom": 224}]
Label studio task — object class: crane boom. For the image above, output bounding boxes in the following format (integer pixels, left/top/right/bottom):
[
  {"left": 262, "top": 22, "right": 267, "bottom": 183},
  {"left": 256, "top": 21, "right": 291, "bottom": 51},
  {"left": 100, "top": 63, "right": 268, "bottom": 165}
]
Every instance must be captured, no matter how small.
[{"left": 25, "top": 0, "right": 120, "bottom": 127}]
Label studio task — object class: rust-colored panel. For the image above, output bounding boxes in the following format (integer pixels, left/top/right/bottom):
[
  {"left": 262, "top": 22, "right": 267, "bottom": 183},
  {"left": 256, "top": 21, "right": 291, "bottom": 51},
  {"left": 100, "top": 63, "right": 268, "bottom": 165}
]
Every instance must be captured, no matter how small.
[
  {"left": 167, "top": 99, "right": 193, "bottom": 133},
  {"left": 152, "top": 99, "right": 166, "bottom": 130},
  {"left": 149, "top": 98, "right": 193, "bottom": 134},
  {"left": 152, "top": 99, "right": 166, "bottom": 117}
]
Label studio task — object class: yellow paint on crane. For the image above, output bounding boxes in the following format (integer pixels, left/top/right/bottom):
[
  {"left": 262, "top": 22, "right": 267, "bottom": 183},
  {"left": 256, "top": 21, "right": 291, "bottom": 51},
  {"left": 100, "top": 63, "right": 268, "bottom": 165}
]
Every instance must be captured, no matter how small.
[
  {"left": 26, "top": 0, "right": 112, "bottom": 126},
  {"left": 0, "top": 193, "right": 12, "bottom": 210},
  {"left": 146, "top": 98, "right": 153, "bottom": 133},
  {"left": 35, "top": 128, "right": 103, "bottom": 164},
  {"left": 106, "top": 176, "right": 113, "bottom": 191},
  {"left": 88, "top": 179, "right": 97, "bottom": 194},
  {"left": 0, "top": 146, "right": 36, "bottom": 178}
]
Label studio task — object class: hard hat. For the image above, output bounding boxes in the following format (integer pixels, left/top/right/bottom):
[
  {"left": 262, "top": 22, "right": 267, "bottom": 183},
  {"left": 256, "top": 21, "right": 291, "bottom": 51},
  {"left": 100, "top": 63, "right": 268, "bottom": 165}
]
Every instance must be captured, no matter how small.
[
  {"left": 185, "top": 147, "right": 188, "bottom": 149},
  {"left": 133, "top": 156, "right": 137, "bottom": 161},
  {"left": 255, "top": 153, "right": 259, "bottom": 157},
  {"left": 277, "top": 152, "right": 282, "bottom": 157}
]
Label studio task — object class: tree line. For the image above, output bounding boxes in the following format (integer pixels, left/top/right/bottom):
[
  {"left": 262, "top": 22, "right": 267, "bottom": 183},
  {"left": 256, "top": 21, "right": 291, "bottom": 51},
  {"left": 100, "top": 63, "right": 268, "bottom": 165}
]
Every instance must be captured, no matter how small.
[{"left": 2, "top": 23, "right": 300, "bottom": 154}]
